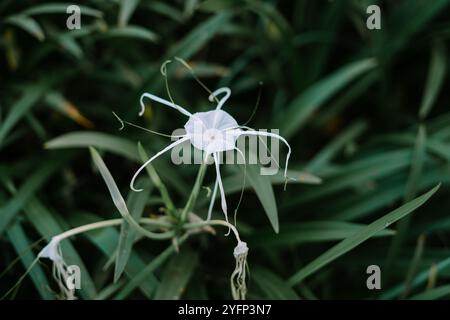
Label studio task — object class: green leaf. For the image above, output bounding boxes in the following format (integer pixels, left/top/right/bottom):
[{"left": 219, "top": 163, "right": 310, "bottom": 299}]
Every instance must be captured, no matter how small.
[
  {"left": 101, "top": 26, "right": 159, "bottom": 43},
  {"left": 222, "top": 169, "right": 321, "bottom": 195},
  {"left": 245, "top": 164, "right": 279, "bottom": 233},
  {"left": 167, "top": 12, "right": 231, "bottom": 59},
  {"left": 405, "top": 125, "right": 427, "bottom": 201},
  {"left": 315, "top": 71, "right": 378, "bottom": 127},
  {"left": 332, "top": 182, "right": 406, "bottom": 221},
  {"left": 176, "top": 61, "right": 229, "bottom": 78},
  {"left": 419, "top": 41, "right": 447, "bottom": 119},
  {"left": 252, "top": 267, "right": 299, "bottom": 299},
  {"left": 154, "top": 248, "right": 199, "bottom": 299},
  {"left": 89, "top": 147, "right": 136, "bottom": 219},
  {"left": 197, "top": 169, "right": 321, "bottom": 209},
  {"left": 89, "top": 147, "right": 169, "bottom": 240},
  {"left": 58, "top": 36, "right": 84, "bottom": 59},
  {"left": 45, "top": 132, "right": 189, "bottom": 196},
  {"left": 95, "top": 280, "right": 125, "bottom": 300},
  {"left": 385, "top": 126, "right": 428, "bottom": 274},
  {"left": 6, "top": 221, "right": 53, "bottom": 299},
  {"left": 381, "top": 255, "right": 450, "bottom": 299},
  {"left": 0, "top": 85, "right": 46, "bottom": 147},
  {"left": 0, "top": 158, "right": 67, "bottom": 235},
  {"left": 409, "top": 285, "right": 450, "bottom": 300},
  {"left": 249, "top": 221, "right": 395, "bottom": 247},
  {"left": 144, "top": 1, "right": 183, "bottom": 22},
  {"left": 118, "top": 0, "right": 140, "bottom": 26},
  {"left": 277, "top": 58, "right": 376, "bottom": 138},
  {"left": 383, "top": 0, "right": 450, "bottom": 59},
  {"left": 285, "top": 150, "right": 412, "bottom": 207},
  {"left": 45, "top": 131, "right": 139, "bottom": 161},
  {"left": 22, "top": 3, "right": 103, "bottom": 18},
  {"left": 288, "top": 184, "right": 440, "bottom": 286},
  {"left": 114, "top": 237, "right": 187, "bottom": 299},
  {"left": 306, "top": 120, "right": 368, "bottom": 173},
  {"left": 402, "top": 235, "right": 426, "bottom": 298},
  {"left": 114, "top": 180, "right": 151, "bottom": 283},
  {"left": 197, "top": 0, "right": 243, "bottom": 12},
  {"left": 426, "top": 139, "right": 450, "bottom": 162},
  {"left": 5, "top": 15, "right": 44, "bottom": 41},
  {"left": 247, "top": 0, "right": 292, "bottom": 40}
]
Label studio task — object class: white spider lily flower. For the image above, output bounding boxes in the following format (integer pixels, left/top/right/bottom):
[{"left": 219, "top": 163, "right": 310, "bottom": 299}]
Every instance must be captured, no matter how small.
[
  {"left": 38, "top": 236, "right": 76, "bottom": 300},
  {"left": 130, "top": 87, "right": 292, "bottom": 224},
  {"left": 231, "top": 241, "right": 249, "bottom": 300}
]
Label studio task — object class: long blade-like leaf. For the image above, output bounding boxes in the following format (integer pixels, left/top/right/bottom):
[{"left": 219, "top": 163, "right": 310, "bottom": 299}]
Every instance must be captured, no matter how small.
[{"left": 288, "top": 185, "right": 440, "bottom": 286}]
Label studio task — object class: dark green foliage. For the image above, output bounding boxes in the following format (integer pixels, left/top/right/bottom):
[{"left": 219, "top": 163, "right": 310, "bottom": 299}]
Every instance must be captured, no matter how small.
[{"left": 1, "top": 0, "right": 450, "bottom": 300}]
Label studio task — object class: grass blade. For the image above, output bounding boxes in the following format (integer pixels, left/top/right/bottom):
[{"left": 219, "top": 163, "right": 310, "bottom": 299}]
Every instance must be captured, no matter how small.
[
  {"left": 154, "top": 248, "right": 198, "bottom": 299},
  {"left": 89, "top": 147, "right": 135, "bottom": 219},
  {"left": 385, "top": 125, "right": 427, "bottom": 279},
  {"left": 288, "top": 184, "right": 440, "bottom": 286},
  {"left": 6, "top": 221, "right": 53, "bottom": 299},
  {"left": 381, "top": 256, "right": 450, "bottom": 299},
  {"left": 101, "top": 26, "right": 159, "bottom": 43},
  {"left": 46, "top": 131, "right": 139, "bottom": 161},
  {"left": 245, "top": 164, "right": 279, "bottom": 233},
  {"left": 118, "top": 0, "right": 139, "bottom": 27},
  {"left": 45, "top": 132, "right": 188, "bottom": 196},
  {"left": 419, "top": 40, "right": 447, "bottom": 119},
  {"left": 252, "top": 267, "right": 299, "bottom": 299},
  {"left": 114, "top": 180, "right": 151, "bottom": 283},
  {"left": 409, "top": 285, "right": 450, "bottom": 300},
  {"left": 0, "top": 85, "right": 46, "bottom": 147},
  {"left": 277, "top": 58, "right": 376, "bottom": 138},
  {"left": 0, "top": 157, "right": 68, "bottom": 235},
  {"left": 114, "top": 236, "right": 187, "bottom": 299},
  {"left": 249, "top": 221, "right": 395, "bottom": 247},
  {"left": 23, "top": 3, "right": 103, "bottom": 17},
  {"left": 4, "top": 15, "right": 44, "bottom": 41},
  {"left": 144, "top": 2, "right": 183, "bottom": 22},
  {"left": 197, "top": 0, "right": 242, "bottom": 12},
  {"left": 306, "top": 120, "right": 368, "bottom": 173},
  {"left": 89, "top": 147, "right": 171, "bottom": 240},
  {"left": 167, "top": 12, "right": 230, "bottom": 59}
]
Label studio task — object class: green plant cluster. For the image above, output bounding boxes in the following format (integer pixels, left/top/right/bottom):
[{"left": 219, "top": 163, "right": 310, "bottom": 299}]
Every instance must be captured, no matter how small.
[{"left": 1, "top": 0, "right": 450, "bottom": 300}]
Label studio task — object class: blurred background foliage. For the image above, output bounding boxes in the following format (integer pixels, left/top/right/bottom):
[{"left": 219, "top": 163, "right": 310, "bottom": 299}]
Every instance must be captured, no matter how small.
[{"left": 1, "top": 0, "right": 450, "bottom": 299}]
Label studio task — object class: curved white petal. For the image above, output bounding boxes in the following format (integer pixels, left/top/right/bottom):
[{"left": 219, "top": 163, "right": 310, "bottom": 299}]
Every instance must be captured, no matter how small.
[
  {"left": 209, "top": 87, "right": 231, "bottom": 110},
  {"left": 130, "top": 136, "right": 190, "bottom": 191},
  {"left": 213, "top": 153, "right": 228, "bottom": 224},
  {"left": 236, "top": 130, "right": 291, "bottom": 179},
  {"left": 140, "top": 93, "right": 192, "bottom": 117}
]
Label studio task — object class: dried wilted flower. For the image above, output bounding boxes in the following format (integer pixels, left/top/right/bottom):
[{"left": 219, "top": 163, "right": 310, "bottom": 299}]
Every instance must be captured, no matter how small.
[
  {"left": 231, "top": 241, "right": 249, "bottom": 300},
  {"left": 38, "top": 236, "right": 76, "bottom": 300}
]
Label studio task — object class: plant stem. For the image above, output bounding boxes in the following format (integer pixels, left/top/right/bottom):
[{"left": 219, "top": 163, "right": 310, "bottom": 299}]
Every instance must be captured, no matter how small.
[
  {"left": 180, "top": 162, "right": 208, "bottom": 223},
  {"left": 54, "top": 218, "right": 173, "bottom": 242},
  {"left": 183, "top": 219, "right": 242, "bottom": 243}
]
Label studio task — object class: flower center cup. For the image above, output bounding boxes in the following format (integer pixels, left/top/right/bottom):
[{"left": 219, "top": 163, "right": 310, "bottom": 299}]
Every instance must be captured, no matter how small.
[{"left": 184, "top": 110, "right": 239, "bottom": 154}]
